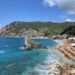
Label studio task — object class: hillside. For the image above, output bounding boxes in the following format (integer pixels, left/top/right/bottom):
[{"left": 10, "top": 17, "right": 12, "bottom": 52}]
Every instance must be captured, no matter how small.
[
  {"left": 61, "top": 26, "right": 75, "bottom": 35},
  {"left": 0, "top": 21, "right": 75, "bottom": 37}
]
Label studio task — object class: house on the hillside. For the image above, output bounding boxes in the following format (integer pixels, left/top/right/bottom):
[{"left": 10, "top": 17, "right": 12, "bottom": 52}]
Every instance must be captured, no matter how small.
[
  {"left": 69, "top": 37, "right": 75, "bottom": 41},
  {"left": 68, "top": 36, "right": 75, "bottom": 47}
]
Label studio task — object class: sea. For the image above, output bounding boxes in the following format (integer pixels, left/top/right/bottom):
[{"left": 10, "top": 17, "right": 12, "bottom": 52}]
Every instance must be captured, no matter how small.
[{"left": 0, "top": 38, "right": 60, "bottom": 75}]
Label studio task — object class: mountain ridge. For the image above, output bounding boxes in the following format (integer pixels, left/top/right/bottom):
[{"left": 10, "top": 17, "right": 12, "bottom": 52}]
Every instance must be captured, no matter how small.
[{"left": 0, "top": 21, "right": 75, "bottom": 37}]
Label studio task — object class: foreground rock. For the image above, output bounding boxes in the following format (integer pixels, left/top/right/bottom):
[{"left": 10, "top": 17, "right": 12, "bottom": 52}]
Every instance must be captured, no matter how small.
[{"left": 58, "top": 63, "right": 75, "bottom": 75}]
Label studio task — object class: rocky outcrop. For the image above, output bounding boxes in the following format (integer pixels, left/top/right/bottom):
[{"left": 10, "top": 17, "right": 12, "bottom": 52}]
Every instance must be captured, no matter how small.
[
  {"left": 59, "top": 63, "right": 75, "bottom": 75},
  {"left": 25, "top": 40, "right": 47, "bottom": 51},
  {"left": 31, "top": 41, "right": 48, "bottom": 49}
]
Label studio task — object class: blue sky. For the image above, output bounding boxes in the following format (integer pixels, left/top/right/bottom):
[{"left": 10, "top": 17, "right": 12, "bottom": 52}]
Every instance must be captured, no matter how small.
[{"left": 0, "top": 0, "right": 75, "bottom": 27}]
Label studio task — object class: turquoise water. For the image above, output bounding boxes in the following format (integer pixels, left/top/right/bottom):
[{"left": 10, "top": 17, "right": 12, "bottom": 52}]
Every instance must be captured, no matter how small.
[
  {"left": 0, "top": 38, "right": 58, "bottom": 75},
  {"left": 33, "top": 39, "right": 57, "bottom": 47}
]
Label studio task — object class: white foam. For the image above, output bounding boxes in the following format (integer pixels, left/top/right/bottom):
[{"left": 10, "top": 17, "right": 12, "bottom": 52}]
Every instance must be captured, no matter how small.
[
  {"left": 33, "top": 52, "right": 60, "bottom": 75},
  {"left": 0, "top": 50, "right": 5, "bottom": 54},
  {"left": 54, "top": 39, "right": 64, "bottom": 48},
  {"left": 19, "top": 47, "right": 25, "bottom": 50}
]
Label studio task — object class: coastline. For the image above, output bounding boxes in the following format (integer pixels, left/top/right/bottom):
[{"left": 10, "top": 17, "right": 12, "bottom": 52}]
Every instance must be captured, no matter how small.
[{"left": 0, "top": 37, "right": 75, "bottom": 75}]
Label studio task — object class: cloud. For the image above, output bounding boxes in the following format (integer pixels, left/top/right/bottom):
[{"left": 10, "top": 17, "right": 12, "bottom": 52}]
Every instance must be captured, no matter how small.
[
  {"left": 60, "top": 15, "right": 75, "bottom": 22},
  {"left": 43, "top": 0, "right": 75, "bottom": 14},
  {"left": 65, "top": 18, "right": 75, "bottom": 22},
  {"left": 43, "top": 0, "right": 56, "bottom": 7},
  {"left": 65, "top": 18, "right": 73, "bottom": 22}
]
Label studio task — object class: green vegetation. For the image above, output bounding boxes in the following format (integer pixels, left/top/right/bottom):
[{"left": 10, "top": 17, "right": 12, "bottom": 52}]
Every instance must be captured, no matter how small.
[
  {"left": 61, "top": 26, "right": 75, "bottom": 35},
  {"left": 0, "top": 21, "right": 75, "bottom": 37}
]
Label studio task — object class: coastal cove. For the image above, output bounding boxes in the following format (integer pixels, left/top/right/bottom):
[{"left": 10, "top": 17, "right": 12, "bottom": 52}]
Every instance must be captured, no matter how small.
[
  {"left": 0, "top": 37, "right": 61, "bottom": 75},
  {"left": 0, "top": 0, "right": 75, "bottom": 74}
]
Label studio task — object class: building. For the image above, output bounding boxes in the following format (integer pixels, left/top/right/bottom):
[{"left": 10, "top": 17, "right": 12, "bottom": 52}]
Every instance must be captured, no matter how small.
[{"left": 69, "top": 37, "right": 75, "bottom": 41}]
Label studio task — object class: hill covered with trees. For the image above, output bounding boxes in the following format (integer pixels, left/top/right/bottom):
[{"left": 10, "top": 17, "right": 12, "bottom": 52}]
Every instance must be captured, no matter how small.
[
  {"left": 61, "top": 26, "right": 75, "bottom": 35},
  {"left": 0, "top": 21, "right": 75, "bottom": 37}
]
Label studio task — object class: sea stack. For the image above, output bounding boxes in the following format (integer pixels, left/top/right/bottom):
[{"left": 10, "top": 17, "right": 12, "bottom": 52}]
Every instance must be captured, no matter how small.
[{"left": 24, "top": 36, "right": 32, "bottom": 50}]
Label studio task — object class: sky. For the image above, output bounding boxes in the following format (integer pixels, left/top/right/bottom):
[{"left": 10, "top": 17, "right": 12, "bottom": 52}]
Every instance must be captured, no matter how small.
[{"left": 0, "top": 0, "right": 75, "bottom": 27}]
